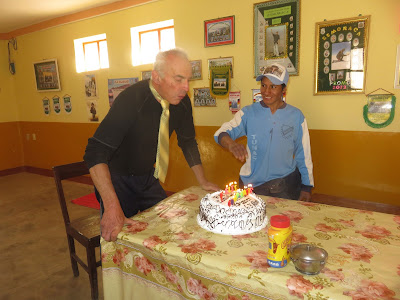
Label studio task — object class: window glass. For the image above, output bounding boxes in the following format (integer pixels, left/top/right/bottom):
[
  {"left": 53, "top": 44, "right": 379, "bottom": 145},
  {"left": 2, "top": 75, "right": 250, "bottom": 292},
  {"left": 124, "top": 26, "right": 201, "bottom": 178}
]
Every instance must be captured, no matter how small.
[
  {"left": 160, "top": 28, "right": 175, "bottom": 51},
  {"left": 140, "top": 31, "right": 159, "bottom": 64},
  {"left": 84, "top": 42, "right": 100, "bottom": 71},
  {"left": 74, "top": 34, "right": 108, "bottom": 73},
  {"left": 131, "top": 20, "right": 175, "bottom": 66}
]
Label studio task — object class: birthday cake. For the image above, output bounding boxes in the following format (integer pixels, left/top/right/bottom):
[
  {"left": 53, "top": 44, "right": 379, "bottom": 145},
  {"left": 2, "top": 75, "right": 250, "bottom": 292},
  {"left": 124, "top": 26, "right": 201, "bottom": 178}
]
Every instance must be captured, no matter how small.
[{"left": 197, "top": 183, "right": 268, "bottom": 235}]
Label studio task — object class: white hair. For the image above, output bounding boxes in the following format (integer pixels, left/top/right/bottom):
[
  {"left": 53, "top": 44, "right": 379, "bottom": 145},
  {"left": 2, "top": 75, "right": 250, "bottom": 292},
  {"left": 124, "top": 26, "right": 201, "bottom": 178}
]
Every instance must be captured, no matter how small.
[{"left": 153, "top": 48, "right": 189, "bottom": 78}]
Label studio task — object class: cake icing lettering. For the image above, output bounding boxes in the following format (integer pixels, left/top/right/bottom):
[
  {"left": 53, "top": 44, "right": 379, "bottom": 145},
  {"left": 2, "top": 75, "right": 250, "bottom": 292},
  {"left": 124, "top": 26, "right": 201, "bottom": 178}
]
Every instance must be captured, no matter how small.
[{"left": 197, "top": 185, "right": 269, "bottom": 235}]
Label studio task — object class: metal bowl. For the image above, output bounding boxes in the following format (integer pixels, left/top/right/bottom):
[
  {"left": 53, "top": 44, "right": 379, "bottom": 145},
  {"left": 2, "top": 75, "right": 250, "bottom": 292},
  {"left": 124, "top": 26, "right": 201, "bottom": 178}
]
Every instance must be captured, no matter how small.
[{"left": 290, "top": 244, "right": 328, "bottom": 275}]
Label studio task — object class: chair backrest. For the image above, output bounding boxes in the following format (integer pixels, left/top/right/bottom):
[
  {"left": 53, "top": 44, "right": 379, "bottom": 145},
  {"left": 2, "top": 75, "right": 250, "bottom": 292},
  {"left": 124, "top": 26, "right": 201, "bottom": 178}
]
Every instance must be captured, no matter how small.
[{"left": 53, "top": 161, "right": 90, "bottom": 227}]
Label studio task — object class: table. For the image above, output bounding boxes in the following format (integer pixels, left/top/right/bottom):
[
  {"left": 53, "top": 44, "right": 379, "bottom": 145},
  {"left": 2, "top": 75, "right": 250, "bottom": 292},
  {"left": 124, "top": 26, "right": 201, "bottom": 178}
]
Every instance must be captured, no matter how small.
[{"left": 101, "top": 186, "right": 400, "bottom": 299}]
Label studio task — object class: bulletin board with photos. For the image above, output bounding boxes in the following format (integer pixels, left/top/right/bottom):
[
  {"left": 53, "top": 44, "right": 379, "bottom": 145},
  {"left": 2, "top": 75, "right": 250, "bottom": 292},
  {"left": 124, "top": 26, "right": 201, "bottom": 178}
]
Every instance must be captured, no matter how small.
[
  {"left": 254, "top": 0, "right": 300, "bottom": 77},
  {"left": 193, "top": 87, "right": 216, "bottom": 107},
  {"left": 314, "top": 15, "right": 370, "bottom": 95}
]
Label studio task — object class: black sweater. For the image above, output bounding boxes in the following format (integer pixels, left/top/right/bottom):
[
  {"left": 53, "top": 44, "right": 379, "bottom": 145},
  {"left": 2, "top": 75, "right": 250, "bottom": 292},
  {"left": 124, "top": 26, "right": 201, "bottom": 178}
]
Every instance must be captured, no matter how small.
[{"left": 84, "top": 80, "right": 201, "bottom": 176}]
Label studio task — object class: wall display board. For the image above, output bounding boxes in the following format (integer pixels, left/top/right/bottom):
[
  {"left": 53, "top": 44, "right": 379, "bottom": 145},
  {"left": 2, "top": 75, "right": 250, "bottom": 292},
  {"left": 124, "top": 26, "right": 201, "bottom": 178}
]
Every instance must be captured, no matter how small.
[
  {"left": 193, "top": 88, "right": 216, "bottom": 107},
  {"left": 314, "top": 15, "right": 370, "bottom": 95},
  {"left": 254, "top": 0, "right": 300, "bottom": 77},
  {"left": 204, "top": 16, "right": 235, "bottom": 47},
  {"left": 33, "top": 59, "right": 61, "bottom": 91}
]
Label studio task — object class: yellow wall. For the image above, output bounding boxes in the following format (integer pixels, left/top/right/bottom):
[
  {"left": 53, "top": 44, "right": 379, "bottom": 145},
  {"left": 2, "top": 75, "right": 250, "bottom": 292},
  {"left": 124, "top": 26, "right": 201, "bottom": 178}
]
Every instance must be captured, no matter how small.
[
  {"left": 1, "top": 0, "right": 400, "bottom": 204},
  {"left": 0, "top": 40, "right": 18, "bottom": 122},
  {"left": 6, "top": 0, "right": 400, "bottom": 130},
  {"left": 0, "top": 40, "right": 23, "bottom": 170}
]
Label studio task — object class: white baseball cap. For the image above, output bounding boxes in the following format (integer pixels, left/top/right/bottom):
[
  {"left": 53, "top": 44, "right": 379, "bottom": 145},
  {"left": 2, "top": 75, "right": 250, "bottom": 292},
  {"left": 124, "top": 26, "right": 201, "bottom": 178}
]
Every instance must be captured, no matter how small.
[{"left": 256, "top": 63, "right": 289, "bottom": 85}]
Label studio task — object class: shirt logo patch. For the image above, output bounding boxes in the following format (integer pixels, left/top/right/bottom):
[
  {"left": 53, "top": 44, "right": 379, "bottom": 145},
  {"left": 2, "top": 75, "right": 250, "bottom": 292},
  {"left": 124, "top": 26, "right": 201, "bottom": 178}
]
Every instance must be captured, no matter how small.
[
  {"left": 281, "top": 125, "right": 294, "bottom": 139},
  {"left": 251, "top": 135, "right": 257, "bottom": 160}
]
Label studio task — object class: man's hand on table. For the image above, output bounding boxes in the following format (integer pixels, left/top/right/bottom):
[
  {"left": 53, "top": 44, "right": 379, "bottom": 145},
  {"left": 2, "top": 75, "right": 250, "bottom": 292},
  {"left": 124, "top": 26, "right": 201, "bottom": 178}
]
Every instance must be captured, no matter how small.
[
  {"left": 200, "top": 181, "right": 220, "bottom": 192},
  {"left": 190, "top": 164, "right": 219, "bottom": 192},
  {"left": 298, "top": 191, "right": 312, "bottom": 202},
  {"left": 101, "top": 206, "right": 136, "bottom": 241}
]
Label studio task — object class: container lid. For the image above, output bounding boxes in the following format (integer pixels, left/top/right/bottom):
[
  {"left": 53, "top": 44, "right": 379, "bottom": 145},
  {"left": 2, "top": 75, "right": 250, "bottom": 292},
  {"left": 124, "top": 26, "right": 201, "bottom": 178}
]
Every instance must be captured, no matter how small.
[
  {"left": 290, "top": 244, "right": 328, "bottom": 261},
  {"left": 270, "top": 215, "right": 290, "bottom": 228}
]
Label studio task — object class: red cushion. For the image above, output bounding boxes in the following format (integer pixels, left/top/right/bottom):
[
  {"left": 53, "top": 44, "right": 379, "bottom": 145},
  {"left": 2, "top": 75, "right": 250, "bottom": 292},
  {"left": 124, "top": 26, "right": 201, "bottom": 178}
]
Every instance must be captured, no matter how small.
[{"left": 71, "top": 192, "right": 100, "bottom": 210}]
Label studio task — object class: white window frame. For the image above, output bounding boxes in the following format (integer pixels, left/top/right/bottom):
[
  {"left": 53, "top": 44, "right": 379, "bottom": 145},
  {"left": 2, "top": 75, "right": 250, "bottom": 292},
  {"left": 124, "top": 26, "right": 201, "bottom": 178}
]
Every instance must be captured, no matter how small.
[
  {"left": 74, "top": 33, "right": 109, "bottom": 73},
  {"left": 131, "top": 19, "right": 175, "bottom": 66}
]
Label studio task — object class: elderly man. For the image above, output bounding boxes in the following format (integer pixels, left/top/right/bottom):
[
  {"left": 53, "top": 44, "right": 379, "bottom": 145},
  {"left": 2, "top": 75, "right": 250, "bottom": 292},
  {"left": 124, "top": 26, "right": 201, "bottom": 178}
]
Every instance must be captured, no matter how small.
[
  {"left": 84, "top": 49, "right": 218, "bottom": 241},
  {"left": 214, "top": 63, "right": 314, "bottom": 201}
]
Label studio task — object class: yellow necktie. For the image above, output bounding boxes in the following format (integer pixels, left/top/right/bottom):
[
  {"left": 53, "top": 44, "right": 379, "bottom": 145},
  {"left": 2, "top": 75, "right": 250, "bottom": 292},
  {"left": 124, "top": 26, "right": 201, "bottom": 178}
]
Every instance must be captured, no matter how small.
[{"left": 154, "top": 99, "right": 170, "bottom": 182}]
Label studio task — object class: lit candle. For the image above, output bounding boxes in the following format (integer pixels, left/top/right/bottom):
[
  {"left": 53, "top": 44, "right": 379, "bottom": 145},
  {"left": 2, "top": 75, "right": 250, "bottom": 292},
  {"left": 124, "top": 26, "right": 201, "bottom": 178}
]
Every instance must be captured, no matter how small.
[
  {"left": 248, "top": 184, "right": 253, "bottom": 194},
  {"left": 234, "top": 181, "right": 237, "bottom": 191}
]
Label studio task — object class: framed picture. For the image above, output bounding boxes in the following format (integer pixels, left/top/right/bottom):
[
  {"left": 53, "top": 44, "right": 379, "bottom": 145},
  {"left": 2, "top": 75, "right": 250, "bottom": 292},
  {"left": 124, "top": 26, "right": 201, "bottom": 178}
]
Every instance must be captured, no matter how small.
[
  {"left": 141, "top": 70, "right": 152, "bottom": 80},
  {"left": 204, "top": 15, "right": 235, "bottom": 47},
  {"left": 190, "top": 60, "right": 202, "bottom": 80},
  {"left": 208, "top": 57, "right": 233, "bottom": 78},
  {"left": 193, "top": 87, "right": 216, "bottom": 107},
  {"left": 254, "top": 0, "right": 300, "bottom": 77},
  {"left": 33, "top": 59, "right": 61, "bottom": 92},
  {"left": 394, "top": 45, "right": 400, "bottom": 89},
  {"left": 314, "top": 15, "right": 370, "bottom": 95}
]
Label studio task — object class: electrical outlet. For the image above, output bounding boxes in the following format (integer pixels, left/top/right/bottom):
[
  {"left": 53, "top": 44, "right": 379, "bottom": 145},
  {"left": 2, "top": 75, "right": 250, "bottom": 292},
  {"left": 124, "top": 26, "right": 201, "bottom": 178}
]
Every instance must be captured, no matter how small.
[{"left": 32, "top": 133, "right": 36, "bottom": 140}]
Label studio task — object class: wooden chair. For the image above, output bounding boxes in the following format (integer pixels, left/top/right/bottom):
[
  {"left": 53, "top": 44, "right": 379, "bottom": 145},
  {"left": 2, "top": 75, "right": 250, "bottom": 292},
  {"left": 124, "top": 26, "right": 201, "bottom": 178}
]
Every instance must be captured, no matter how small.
[{"left": 52, "top": 161, "right": 101, "bottom": 300}]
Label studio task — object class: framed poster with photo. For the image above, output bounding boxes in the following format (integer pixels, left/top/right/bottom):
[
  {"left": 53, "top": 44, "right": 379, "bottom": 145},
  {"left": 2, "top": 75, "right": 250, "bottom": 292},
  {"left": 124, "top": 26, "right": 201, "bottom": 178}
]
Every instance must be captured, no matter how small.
[
  {"left": 314, "top": 15, "right": 370, "bottom": 95},
  {"left": 254, "top": 0, "right": 300, "bottom": 77},
  {"left": 190, "top": 60, "right": 202, "bottom": 80},
  {"left": 33, "top": 59, "right": 61, "bottom": 92},
  {"left": 193, "top": 87, "right": 216, "bottom": 107},
  {"left": 208, "top": 57, "right": 233, "bottom": 78},
  {"left": 141, "top": 70, "right": 152, "bottom": 80},
  {"left": 204, "top": 16, "right": 235, "bottom": 47}
]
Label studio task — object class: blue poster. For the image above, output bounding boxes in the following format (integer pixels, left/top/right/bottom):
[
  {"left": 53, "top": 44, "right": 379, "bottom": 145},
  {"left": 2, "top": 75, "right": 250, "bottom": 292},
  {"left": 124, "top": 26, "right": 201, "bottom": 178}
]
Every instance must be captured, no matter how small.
[{"left": 108, "top": 77, "right": 139, "bottom": 106}]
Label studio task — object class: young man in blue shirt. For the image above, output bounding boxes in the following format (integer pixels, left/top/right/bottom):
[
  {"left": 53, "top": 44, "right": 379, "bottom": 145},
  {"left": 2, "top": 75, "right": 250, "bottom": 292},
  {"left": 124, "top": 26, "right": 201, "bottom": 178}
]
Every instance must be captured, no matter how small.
[{"left": 214, "top": 63, "right": 314, "bottom": 201}]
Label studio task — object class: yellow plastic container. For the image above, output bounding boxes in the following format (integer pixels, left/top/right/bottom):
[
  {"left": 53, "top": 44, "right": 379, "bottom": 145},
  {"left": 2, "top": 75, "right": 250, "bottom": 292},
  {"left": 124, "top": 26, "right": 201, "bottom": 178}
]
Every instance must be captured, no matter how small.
[{"left": 267, "top": 215, "right": 292, "bottom": 268}]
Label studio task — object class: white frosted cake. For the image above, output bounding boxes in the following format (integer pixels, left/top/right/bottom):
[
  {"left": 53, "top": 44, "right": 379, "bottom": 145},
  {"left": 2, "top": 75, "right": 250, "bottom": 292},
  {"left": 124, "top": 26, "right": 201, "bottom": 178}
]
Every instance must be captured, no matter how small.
[{"left": 197, "top": 185, "right": 268, "bottom": 235}]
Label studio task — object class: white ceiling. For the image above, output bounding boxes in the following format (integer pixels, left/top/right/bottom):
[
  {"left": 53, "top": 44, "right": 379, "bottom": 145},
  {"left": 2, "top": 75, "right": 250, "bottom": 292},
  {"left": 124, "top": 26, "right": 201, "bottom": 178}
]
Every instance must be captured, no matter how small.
[{"left": 0, "top": 0, "right": 122, "bottom": 33}]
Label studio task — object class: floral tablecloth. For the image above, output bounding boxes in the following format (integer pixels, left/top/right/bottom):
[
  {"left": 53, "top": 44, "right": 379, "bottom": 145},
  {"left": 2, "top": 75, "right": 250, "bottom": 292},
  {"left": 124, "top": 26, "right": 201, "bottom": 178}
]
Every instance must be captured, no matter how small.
[{"left": 101, "top": 186, "right": 400, "bottom": 300}]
